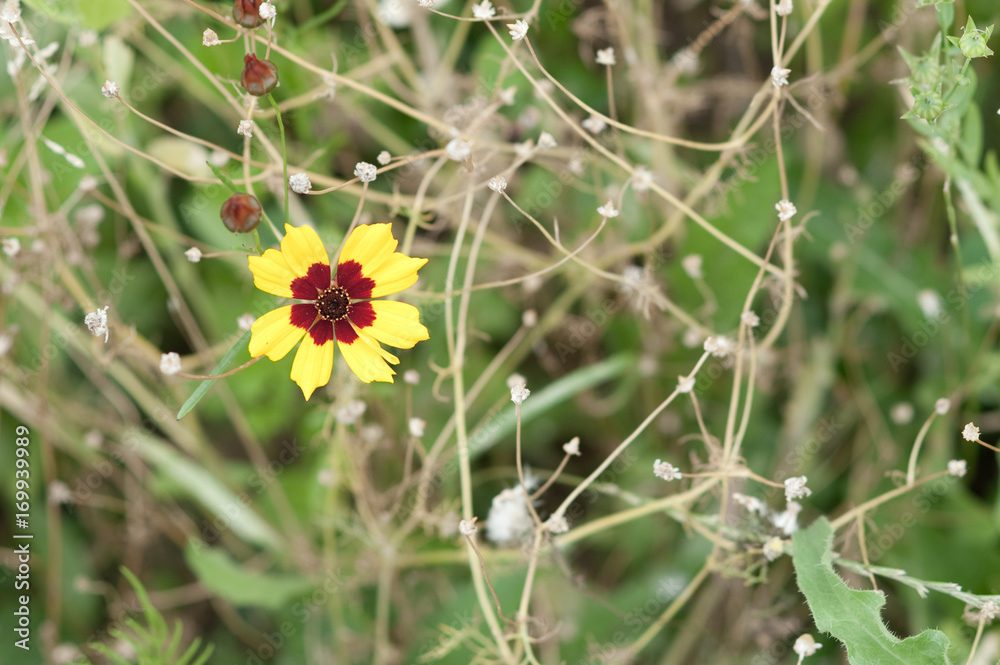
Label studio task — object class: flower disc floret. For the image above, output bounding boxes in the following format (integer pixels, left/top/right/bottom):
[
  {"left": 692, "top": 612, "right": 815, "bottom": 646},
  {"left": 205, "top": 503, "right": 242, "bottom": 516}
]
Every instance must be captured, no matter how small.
[{"left": 248, "top": 223, "right": 429, "bottom": 399}]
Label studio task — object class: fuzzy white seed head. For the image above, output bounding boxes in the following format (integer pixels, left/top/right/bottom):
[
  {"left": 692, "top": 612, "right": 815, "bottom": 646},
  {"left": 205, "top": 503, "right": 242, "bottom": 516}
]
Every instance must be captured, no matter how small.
[
  {"left": 459, "top": 517, "right": 478, "bottom": 536},
  {"left": 546, "top": 515, "right": 569, "bottom": 534},
  {"left": 101, "top": 80, "right": 119, "bottom": 98},
  {"left": 446, "top": 138, "right": 472, "bottom": 162},
  {"left": 510, "top": 382, "right": 530, "bottom": 405},
  {"left": 258, "top": 1, "right": 276, "bottom": 20},
  {"left": 741, "top": 311, "right": 760, "bottom": 328},
  {"left": 185, "top": 247, "right": 202, "bottom": 263},
  {"left": 962, "top": 422, "right": 981, "bottom": 442},
  {"left": 595, "top": 47, "right": 616, "bottom": 66},
  {"left": 704, "top": 335, "right": 734, "bottom": 358},
  {"left": 377, "top": 150, "right": 391, "bottom": 165},
  {"left": 289, "top": 172, "right": 312, "bottom": 194},
  {"left": 472, "top": 0, "right": 495, "bottom": 19},
  {"left": 784, "top": 476, "right": 812, "bottom": 502},
  {"left": 85, "top": 305, "right": 110, "bottom": 342},
  {"left": 237, "top": 120, "right": 254, "bottom": 138},
  {"left": 948, "top": 459, "right": 967, "bottom": 477},
  {"left": 354, "top": 161, "right": 378, "bottom": 183},
  {"left": 935, "top": 397, "right": 951, "bottom": 415},
  {"left": 160, "top": 352, "right": 182, "bottom": 376},
  {"left": 507, "top": 19, "right": 528, "bottom": 41},
  {"left": 681, "top": 254, "right": 703, "bottom": 280},
  {"left": 409, "top": 417, "right": 426, "bottom": 438},
  {"left": 653, "top": 459, "right": 682, "bottom": 481},
  {"left": 776, "top": 199, "right": 797, "bottom": 221},
  {"left": 597, "top": 200, "right": 619, "bottom": 218},
  {"left": 771, "top": 66, "right": 791, "bottom": 88},
  {"left": 793, "top": 634, "right": 822, "bottom": 658},
  {"left": 763, "top": 537, "right": 784, "bottom": 561},
  {"left": 202, "top": 28, "right": 221, "bottom": 47},
  {"left": 404, "top": 369, "right": 420, "bottom": 385},
  {"left": 483, "top": 176, "right": 506, "bottom": 197},
  {"left": 2, "top": 237, "right": 20, "bottom": 257},
  {"left": 582, "top": 114, "right": 607, "bottom": 134},
  {"left": 485, "top": 486, "right": 533, "bottom": 545},
  {"left": 775, "top": 0, "right": 794, "bottom": 17}
]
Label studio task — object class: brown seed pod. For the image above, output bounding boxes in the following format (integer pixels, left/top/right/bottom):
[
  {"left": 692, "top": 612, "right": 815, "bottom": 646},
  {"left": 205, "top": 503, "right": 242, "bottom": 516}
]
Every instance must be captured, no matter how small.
[
  {"left": 233, "top": 0, "right": 262, "bottom": 28},
  {"left": 241, "top": 54, "right": 278, "bottom": 97},
  {"left": 220, "top": 193, "right": 262, "bottom": 233}
]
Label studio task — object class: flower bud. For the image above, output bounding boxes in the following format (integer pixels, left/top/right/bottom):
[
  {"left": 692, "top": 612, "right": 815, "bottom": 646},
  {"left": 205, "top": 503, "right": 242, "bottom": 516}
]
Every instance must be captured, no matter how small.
[
  {"left": 949, "top": 17, "right": 994, "bottom": 59},
  {"left": 233, "top": 0, "right": 263, "bottom": 28},
  {"left": 908, "top": 87, "right": 945, "bottom": 122},
  {"left": 241, "top": 54, "right": 279, "bottom": 96},
  {"left": 220, "top": 193, "right": 262, "bottom": 233}
]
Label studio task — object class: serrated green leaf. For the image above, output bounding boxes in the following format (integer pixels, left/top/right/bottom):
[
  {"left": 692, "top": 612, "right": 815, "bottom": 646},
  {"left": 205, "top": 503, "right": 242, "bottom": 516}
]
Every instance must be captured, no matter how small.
[
  {"left": 184, "top": 543, "right": 316, "bottom": 610},
  {"left": 792, "top": 518, "right": 952, "bottom": 665},
  {"left": 177, "top": 330, "right": 251, "bottom": 420}
]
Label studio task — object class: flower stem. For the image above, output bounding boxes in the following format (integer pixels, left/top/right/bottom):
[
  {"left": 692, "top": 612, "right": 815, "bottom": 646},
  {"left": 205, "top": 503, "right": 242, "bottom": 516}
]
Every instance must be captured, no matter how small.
[{"left": 267, "top": 93, "right": 289, "bottom": 223}]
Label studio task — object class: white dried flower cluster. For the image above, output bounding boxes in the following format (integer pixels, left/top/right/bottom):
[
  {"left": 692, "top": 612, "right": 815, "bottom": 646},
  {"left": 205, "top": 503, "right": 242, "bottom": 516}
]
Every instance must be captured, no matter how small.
[
  {"left": 507, "top": 19, "right": 528, "bottom": 41},
  {"left": 545, "top": 515, "right": 569, "bottom": 534},
  {"left": 258, "top": 1, "right": 276, "bottom": 20},
  {"left": 485, "top": 485, "right": 533, "bottom": 545},
  {"left": 582, "top": 114, "right": 607, "bottom": 134},
  {"left": 289, "top": 172, "right": 312, "bottom": 194},
  {"left": 681, "top": 254, "right": 703, "bottom": 280},
  {"left": 703, "top": 335, "right": 734, "bottom": 358},
  {"left": 404, "top": 369, "right": 420, "bottom": 385},
  {"left": 935, "top": 397, "right": 951, "bottom": 415},
  {"left": 676, "top": 375, "right": 695, "bottom": 393},
  {"left": 377, "top": 150, "right": 391, "bottom": 165},
  {"left": 962, "top": 422, "right": 980, "bottom": 442},
  {"left": 100, "top": 80, "right": 119, "bottom": 98},
  {"left": 784, "top": 476, "right": 812, "bottom": 502},
  {"left": 458, "top": 517, "right": 478, "bottom": 536},
  {"left": 185, "top": 247, "right": 202, "bottom": 263},
  {"left": 160, "top": 352, "right": 182, "bottom": 376},
  {"left": 2, "top": 237, "right": 20, "bottom": 257},
  {"left": 776, "top": 199, "right": 797, "bottom": 221},
  {"left": 487, "top": 176, "right": 508, "bottom": 194},
  {"left": 522, "top": 309, "right": 537, "bottom": 327},
  {"left": 510, "top": 381, "right": 530, "bottom": 405},
  {"left": 763, "top": 536, "right": 784, "bottom": 561},
  {"left": 446, "top": 137, "right": 472, "bottom": 162},
  {"left": 85, "top": 306, "right": 110, "bottom": 342},
  {"left": 472, "top": 0, "right": 495, "bottom": 19},
  {"left": 733, "top": 492, "right": 767, "bottom": 516},
  {"left": 948, "top": 459, "right": 967, "bottom": 477},
  {"left": 537, "top": 131, "right": 557, "bottom": 149},
  {"left": 595, "top": 47, "right": 616, "bottom": 66},
  {"left": 980, "top": 601, "right": 1000, "bottom": 621},
  {"left": 417, "top": 0, "right": 434, "bottom": 7},
  {"left": 336, "top": 399, "right": 367, "bottom": 425},
  {"left": 775, "top": 0, "right": 794, "bottom": 17},
  {"left": 562, "top": 437, "right": 581, "bottom": 456},
  {"left": 409, "top": 417, "right": 426, "bottom": 438},
  {"left": 771, "top": 66, "right": 791, "bottom": 88},
  {"left": 597, "top": 200, "right": 619, "bottom": 218},
  {"left": 772, "top": 500, "right": 802, "bottom": 534},
  {"left": 653, "top": 459, "right": 682, "bottom": 481},
  {"left": 741, "top": 311, "right": 760, "bottom": 328},
  {"left": 354, "top": 161, "right": 378, "bottom": 183},
  {"left": 202, "top": 29, "right": 221, "bottom": 47},
  {"left": 237, "top": 120, "right": 254, "bottom": 138}
]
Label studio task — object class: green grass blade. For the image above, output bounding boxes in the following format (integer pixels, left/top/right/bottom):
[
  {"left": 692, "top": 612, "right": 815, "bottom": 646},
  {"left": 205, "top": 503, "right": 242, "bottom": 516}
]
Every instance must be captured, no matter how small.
[{"left": 177, "top": 331, "right": 251, "bottom": 420}]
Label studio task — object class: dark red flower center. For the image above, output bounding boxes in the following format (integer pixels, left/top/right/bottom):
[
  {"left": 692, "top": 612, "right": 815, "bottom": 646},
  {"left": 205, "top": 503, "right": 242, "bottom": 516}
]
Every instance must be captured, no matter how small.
[{"left": 315, "top": 286, "right": 351, "bottom": 321}]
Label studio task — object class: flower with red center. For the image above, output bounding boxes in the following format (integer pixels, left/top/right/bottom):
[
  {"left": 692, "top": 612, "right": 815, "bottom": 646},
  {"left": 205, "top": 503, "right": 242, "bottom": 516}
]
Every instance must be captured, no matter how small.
[{"left": 248, "top": 224, "right": 429, "bottom": 399}]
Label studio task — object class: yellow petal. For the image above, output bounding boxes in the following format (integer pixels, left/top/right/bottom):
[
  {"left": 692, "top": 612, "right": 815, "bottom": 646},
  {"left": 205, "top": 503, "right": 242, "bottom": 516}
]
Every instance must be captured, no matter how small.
[
  {"left": 249, "top": 306, "right": 307, "bottom": 361},
  {"left": 368, "top": 254, "right": 428, "bottom": 298},
  {"left": 248, "top": 248, "right": 297, "bottom": 298},
  {"left": 289, "top": 332, "right": 335, "bottom": 400},
  {"left": 281, "top": 224, "right": 330, "bottom": 277},
  {"left": 365, "top": 300, "right": 429, "bottom": 349},
  {"left": 338, "top": 330, "right": 397, "bottom": 383},
  {"left": 339, "top": 223, "right": 397, "bottom": 275}
]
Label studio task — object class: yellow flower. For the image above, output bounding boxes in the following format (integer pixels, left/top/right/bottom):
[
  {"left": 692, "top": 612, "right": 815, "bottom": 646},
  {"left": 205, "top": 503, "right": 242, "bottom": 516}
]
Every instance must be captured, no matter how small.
[{"left": 248, "top": 223, "right": 429, "bottom": 400}]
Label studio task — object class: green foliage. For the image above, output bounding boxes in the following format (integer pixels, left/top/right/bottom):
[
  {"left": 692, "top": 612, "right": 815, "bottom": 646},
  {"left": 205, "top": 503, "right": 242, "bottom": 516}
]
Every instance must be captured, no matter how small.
[
  {"left": 793, "top": 518, "right": 952, "bottom": 665},
  {"left": 183, "top": 544, "right": 315, "bottom": 610},
  {"left": 86, "top": 568, "right": 214, "bottom": 665}
]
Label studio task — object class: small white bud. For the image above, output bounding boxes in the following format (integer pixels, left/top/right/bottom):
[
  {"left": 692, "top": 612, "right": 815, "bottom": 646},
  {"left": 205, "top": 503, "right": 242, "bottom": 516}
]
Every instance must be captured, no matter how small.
[
  {"left": 202, "top": 29, "right": 221, "bottom": 47},
  {"left": 595, "top": 47, "right": 616, "bottom": 66},
  {"left": 160, "top": 352, "right": 182, "bottom": 376},
  {"left": 962, "top": 422, "right": 981, "bottom": 442},
  {"left": 459, "top": 517, "right": 478, "bottom": 536},
  {"left": 354, "top": 161, "right": 378, "bottom": 183},
  {"left": 935, "top": 398, "right": 951, "bottom": 415},
  {"left": 237, "top": 120, "right": 254, "bottom": 138},
  {"left": 85, "top": 306, "right": 110, "bottom": 342},
  {"left": 408, "top": 417, "right": 426, "bottom": 437},
  {"left": 100, "top": 80, "right": 119, "bottom": 98},
  {"left": 948, "top": 459, "right": 967, "bottom": 477},
  {"left": 507, "top": 19, "right": 528, "bottom": 41},
  {"left": 185, "top": 247, "right": 202, "bottom": 263},
  {"left": 376, "top": 150, "right": 391, "bottom": 165},
  {"left": 404, "top": 369, "right": 420, "bottom": 385},
  {"left": 488, "top": 175, "right": 507, "bottom": 193},
  {"left": 597, "top": 200, "right": 619, "bottom": 218},
  {"left": 289, "top": 173, "right": 312, "bottom": 194},
  {"left": 562, "top": 437, "right": 581, "bottom": 456}
]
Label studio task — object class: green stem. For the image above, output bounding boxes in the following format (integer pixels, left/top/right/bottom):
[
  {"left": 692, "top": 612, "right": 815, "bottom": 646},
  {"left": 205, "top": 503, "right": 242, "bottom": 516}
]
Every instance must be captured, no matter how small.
[{"left": 267, "top": 93, "right": 289, "bottom": 223}]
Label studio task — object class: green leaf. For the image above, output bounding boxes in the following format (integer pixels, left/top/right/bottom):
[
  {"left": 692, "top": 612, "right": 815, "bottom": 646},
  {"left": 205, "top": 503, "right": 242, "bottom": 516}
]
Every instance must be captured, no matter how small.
[
  {"left": 184, "top": 543, "right": 316, "bottom": 610},
  {"left": 79, "top": 0, "right": 131, "bottom": 30},
  {"left": 177, "top": 330, "right": 251, "bottom": 420},
  {"left": 959, "top": 101, "right": 983, "bottom": 166},
  {"left": 206, "top": 161, "right": 242, "bottom": 196},
  {"left": 137, "top": 435, "right": 281, "bottom": 550},
  {"left": 792, "top": 518, "right": 952, "bottom": 665}
]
